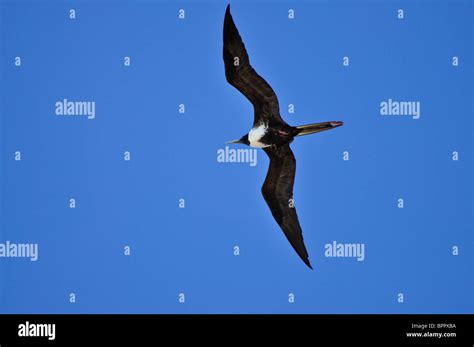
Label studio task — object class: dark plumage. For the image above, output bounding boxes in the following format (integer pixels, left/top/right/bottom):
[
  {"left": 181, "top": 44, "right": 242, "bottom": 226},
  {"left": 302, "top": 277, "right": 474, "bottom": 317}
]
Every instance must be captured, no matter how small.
[
  {"left": 262, "top": 145, "right": 312, "bottom": 268},
  {"left": 223, "top": 5, "right": 343, "bottom": 269},
  {"left": 223, "top": 5, "right": 284, "bottom": 127}
]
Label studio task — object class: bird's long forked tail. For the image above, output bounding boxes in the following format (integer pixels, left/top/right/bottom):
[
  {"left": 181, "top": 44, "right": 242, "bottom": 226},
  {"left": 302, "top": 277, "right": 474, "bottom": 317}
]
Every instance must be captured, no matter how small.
[{"left": 295, "top": 121, "right": 343, "bottom": 137}]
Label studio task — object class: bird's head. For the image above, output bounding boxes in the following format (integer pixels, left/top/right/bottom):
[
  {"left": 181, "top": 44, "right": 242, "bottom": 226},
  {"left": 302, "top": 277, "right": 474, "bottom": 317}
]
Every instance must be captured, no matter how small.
[{"left": 226, "top": 134, "right": 250, "bottom": 146}]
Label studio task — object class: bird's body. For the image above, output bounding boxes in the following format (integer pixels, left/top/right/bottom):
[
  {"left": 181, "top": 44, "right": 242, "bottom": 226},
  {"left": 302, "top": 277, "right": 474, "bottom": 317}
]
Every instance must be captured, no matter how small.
[
  {"left": 223, "top": 5, "right": 343, "bottom": 269},
  {"left": 248, "top": 123, "right": 269, "bottom": 148},
  {"left": 248, "top": 123, "right": 297, "bottom": 148}
]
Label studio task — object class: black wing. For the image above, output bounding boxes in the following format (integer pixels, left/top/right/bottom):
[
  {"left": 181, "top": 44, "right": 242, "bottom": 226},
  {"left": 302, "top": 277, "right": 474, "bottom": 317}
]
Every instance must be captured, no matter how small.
[
  {"left": 223, "top": 5, "right": 286, "bottom": 127},
  {"left": 262, "top": 145, "right": 312, "bottom": 269}
]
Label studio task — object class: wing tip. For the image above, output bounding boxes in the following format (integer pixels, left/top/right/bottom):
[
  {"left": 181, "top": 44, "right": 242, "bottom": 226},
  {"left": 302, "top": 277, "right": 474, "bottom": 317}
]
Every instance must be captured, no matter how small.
[
  {"left": 223, "top": 4, "right": 234, "bottom": 35},
  {"left": 304, "top": 258, "right": 313, "bottom": 270}
]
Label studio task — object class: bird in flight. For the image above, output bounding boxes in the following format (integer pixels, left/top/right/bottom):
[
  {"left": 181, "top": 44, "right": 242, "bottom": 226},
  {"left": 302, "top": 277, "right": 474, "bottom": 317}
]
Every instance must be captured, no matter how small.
[{"left": 223, "top": 5, "right": 343, "bottom": 269}]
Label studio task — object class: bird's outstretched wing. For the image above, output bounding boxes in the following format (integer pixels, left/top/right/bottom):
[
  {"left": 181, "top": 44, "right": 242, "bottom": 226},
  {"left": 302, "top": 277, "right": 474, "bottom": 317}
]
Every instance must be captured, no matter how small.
[
  {"left": 262, "top": 145, "right": 312, "bottom": 269},
  {"left": 223, "top": 5, "right": 286, "bottom": 127}
]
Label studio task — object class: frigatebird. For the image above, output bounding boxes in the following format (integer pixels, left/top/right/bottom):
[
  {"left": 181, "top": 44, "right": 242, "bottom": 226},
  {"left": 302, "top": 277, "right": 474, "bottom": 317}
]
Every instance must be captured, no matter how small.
[{"left": 223, "top": 5, "right": 343, "bottom": 269}]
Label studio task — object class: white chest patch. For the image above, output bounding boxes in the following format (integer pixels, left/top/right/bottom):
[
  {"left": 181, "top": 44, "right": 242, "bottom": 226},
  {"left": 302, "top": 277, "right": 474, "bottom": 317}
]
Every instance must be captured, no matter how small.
[{"left": 248, "top": 124, "right": 269, "bottom": 148}]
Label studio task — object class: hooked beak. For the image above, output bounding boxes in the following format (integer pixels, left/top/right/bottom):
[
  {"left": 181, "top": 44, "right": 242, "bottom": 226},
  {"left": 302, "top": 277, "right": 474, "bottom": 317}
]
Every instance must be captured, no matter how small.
[{"left": 226, "top": 139, "right": 243, "bottom": 144}]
